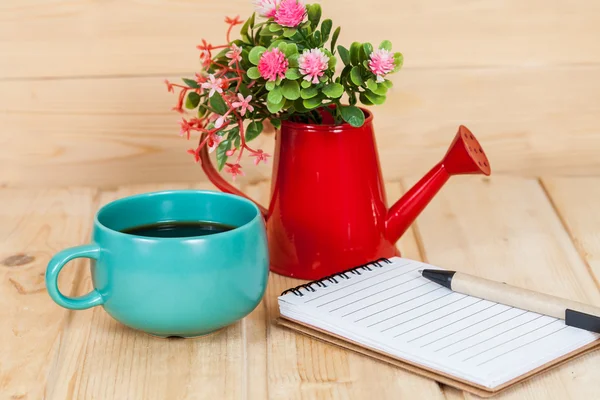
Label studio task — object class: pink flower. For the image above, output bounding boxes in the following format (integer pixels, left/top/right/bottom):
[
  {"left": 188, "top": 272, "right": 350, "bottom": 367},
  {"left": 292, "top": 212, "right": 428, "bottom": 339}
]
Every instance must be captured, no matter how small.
[
  {"left": 214, "top": 115, "right": 227, "bottom": 129},
  {"left": 226, "top": 44, "right": 242, "bottom": 66},
  {"left": 275, "top": 0, "right": 306, "bottom": 27},
  {"left": 232, "top": 94, "right": 254, "bottom": 116},
  {"left": 207, "top": 133, "right": 224, "bottom": 153},
  {"left": 368, "top": 49, "right": 395, "bottom": 83},
  {"left": 298, "top": 48, "right": 329, "bottom": 84},
  {"left": 225, "top": 164, "right": 244, "bottom": 180},
  {"left": 254, "top": 0, "right": 279, "bottom": 18},
  {"left": 179, "top": 118, "right": 193, "bottom": 138},
  {"left": 201, "top": 74, "right": 223, "bottom": 97},
  {"left": 250, "top": 150, "right": 271, "bottom": 166},
  {"left": 258, "top": 48, "right": 289, "bottom": 81}
]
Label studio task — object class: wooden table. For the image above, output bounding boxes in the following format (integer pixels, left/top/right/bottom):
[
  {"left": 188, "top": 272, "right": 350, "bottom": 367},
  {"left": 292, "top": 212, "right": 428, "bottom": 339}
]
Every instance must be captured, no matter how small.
[{"left": 2, "top": 176, "right": 599, "bottom": 399}]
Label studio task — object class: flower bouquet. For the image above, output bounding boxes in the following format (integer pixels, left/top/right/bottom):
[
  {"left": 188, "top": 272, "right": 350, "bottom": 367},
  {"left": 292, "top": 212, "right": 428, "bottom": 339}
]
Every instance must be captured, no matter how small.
[{"left": 166, "top": 0, "right": 403, "bottom": 179}]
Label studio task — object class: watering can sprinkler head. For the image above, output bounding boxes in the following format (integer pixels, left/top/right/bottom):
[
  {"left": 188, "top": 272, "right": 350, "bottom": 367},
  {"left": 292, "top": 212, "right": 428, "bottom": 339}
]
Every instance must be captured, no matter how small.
[
  {"left": 385, "top": 125, "right": 491, "bottom": 243},
  {"left": 442, "top": 125, "right": 491, "bottom": 176}
]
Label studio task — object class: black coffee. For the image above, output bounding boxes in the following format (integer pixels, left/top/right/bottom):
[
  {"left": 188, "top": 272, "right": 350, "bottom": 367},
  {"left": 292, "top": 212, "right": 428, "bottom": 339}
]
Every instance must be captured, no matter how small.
[{"left": 121, "top": 221, "right": 235, "bottom": 238}]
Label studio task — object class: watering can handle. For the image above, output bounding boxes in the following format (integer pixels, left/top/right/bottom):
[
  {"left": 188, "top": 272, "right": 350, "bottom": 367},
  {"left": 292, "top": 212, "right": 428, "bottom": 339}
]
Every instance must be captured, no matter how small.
[{"left": 199, "top": 139, "right": 269, "bottom": 218}]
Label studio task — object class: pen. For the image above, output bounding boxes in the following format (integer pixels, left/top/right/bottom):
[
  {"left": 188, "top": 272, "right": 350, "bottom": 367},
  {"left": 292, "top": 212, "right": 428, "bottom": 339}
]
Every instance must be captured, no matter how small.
[{"left": 419, "top": 269, "right": 600, "bottom": 334}]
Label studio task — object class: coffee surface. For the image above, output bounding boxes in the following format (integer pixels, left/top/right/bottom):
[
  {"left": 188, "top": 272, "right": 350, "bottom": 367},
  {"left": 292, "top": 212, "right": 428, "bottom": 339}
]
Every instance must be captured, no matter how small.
[{"left": 121, "top": 221, "right": 235, "bottom": 238}]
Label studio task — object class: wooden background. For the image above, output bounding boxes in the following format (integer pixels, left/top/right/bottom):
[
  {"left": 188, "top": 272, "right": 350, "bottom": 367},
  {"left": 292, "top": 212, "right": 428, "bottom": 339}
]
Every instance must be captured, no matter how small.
[{"left": 1, "top": 0, "right": 599, "bottom": 188}]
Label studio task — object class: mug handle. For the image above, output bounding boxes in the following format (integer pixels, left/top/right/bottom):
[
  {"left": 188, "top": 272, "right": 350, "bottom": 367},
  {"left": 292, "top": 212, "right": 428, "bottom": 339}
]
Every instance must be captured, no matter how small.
[
  {"left": 45, "top": 244, "right": 105, "bottom": 310},
  {"left": 199, "top": 134, "right": 269, "bottom": 218}
]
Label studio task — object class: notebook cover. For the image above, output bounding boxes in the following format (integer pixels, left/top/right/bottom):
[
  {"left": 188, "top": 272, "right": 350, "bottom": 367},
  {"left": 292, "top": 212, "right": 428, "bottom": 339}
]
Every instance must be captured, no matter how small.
[{"left": 278, "top": 316, "right": 600, "bottom": 397}]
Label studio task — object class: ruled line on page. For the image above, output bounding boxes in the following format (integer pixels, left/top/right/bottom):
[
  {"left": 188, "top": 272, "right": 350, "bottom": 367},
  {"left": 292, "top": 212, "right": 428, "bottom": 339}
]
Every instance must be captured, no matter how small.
[
  {"left": 305, "top": 261, "right": 410, "bottom": 303},
  {"left": 342, "top": 282, "right": 441, "bottom": 322},
  {"left": 424, "top": 306, "right": 513, "bottom": 349},
  {"left": 376, "top": 293, "right": 463, "bottom": 331},
  {"left": 322, "top": 271, "right": 423, "bottom": 311},
  {"left": 462, "top": 319, "right": 559, "bottom": 362},
  {"left": 476, "top": 326, "right": 569, "bottom": 367},
  {"left": 349, "top": 285, "right": 443, "bottom": 321},
  {"left": 403, "top": 301, "right": 496, "bottom": 342},
  {"left": 449, "top": 314, "right": 544, "bottom": 358}
]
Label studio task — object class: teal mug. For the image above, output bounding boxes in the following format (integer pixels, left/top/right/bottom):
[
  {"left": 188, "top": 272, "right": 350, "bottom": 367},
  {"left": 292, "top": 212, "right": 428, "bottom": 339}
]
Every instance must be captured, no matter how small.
[{"left": 45, "top": 190, "right": 269, "bottom": 338}]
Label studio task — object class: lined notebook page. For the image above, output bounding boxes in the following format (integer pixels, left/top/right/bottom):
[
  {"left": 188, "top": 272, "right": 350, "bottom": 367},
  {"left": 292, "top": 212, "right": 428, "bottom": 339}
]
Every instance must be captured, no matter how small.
[{"left": 278, "top": 257, "right": 600, "bottom": 389}]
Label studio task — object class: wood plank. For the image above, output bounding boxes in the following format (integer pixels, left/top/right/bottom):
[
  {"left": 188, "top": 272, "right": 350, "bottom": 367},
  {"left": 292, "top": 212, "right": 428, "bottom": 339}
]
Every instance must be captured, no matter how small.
[
  {"left": 401, "top": 175, "right": 600, "bottom": 399},
  {"left": 541, "top": 177, "right": 600, "bottom": 287},
  {"left": 44, "top": 183, "right": 247, "bottom": 400},
  {"left": 2, "top": 65, "right": 600, "bottom": 188},
  {"left": 246, "top": 181, "right": 447, "bottom": 400},
  {"left": 2, "top": 1, "right": 600, "bottom": 78},
  {"left": 0, "top": 187, "right": 98, "bottom": 400}
]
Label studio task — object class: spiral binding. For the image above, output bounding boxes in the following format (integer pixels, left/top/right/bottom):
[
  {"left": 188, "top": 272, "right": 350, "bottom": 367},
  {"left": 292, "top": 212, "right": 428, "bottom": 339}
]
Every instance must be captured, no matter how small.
[{"left": 280, "top": 258, "right": 392, "bottom": 297}]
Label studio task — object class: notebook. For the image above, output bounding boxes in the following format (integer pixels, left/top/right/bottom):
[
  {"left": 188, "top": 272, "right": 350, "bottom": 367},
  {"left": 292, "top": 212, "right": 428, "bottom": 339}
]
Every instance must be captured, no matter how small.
[{"left": 277, "top": 257, "right": 600, "bottom": 397}]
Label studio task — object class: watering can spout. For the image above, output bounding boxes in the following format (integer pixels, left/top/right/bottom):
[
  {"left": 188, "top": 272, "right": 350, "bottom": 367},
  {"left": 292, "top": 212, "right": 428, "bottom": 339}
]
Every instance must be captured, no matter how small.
[{"left": 385, "top": 126, "right": 491, "bottom": 244}]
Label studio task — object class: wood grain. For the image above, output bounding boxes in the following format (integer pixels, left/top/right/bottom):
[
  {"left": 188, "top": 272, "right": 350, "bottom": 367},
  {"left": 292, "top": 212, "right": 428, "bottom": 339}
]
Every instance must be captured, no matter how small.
[
  {"left": 541, "top": 177, "right": 600, "bottom": 290},
  {"left": 0, "top": 187, "right": 98, "bottom": 400},
  {"left": 2, "top": 64, "right": 600, "bottom": 188},
  {"left": 2, "top": 1, "right": 600, "bottom": 79},
  {"left": 402, "top": 175, "right": 600, "bottom": 399}
]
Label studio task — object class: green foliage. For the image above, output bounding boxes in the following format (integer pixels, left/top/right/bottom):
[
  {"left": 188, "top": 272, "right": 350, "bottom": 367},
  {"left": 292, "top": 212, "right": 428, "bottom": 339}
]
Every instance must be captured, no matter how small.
[
  {"left": 340, "top": 105, "right": 365, "bottom": 127},
  {"left": 246, "top": 121, "right": 263, "bottom": 142},
  {"left": 185, "top": 92, "right": 201, "bottom": 109},
  {"left": 171, "top": 2, "right": 404, "bottom": 169}
]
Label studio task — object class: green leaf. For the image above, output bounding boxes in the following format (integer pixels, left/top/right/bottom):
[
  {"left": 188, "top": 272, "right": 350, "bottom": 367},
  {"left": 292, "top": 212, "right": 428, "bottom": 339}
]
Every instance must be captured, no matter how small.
[
  {"left": 284, "top": 43, "right": 298, "bottom": 57},
  {"left": 319, "top": 75, "right": 329, "bottom": 83},
  {"left": 340, "top": 105, "right": 365, "bottom": 127},
  {"left": 363, "top": 43, "right": 374, "bottom": 58},
  {"left": 350, "top": 42, "right": 361, "bottom": 65},
  {"left": 269, "top": 23, "right": 283, "bottom": 32},
  {"left": 182, "top": 78, "right": 200, "bottom": 88},
  {"left": 249, "top": 46, "right": 267, "bottom": 65},
  {"left": 268, "top": 40, "right": 284, "bottom": 50},
  {"left": 303, "top": 96, "right": 323, "bottom": 109},
  {"left": 313, "top": 31, "right": 322, "bottom": 47},
  {"left": 359, "top": 92, "right": 374, "bottom": 106},
  {"left": 185, "top": 92, "right": 201, "bottom": 109},
  {"left": 338, "top": 45, "right": 350, "bottom": 65},
  {"left": 331, "top": 27, "right": 341, "bottom": 53},
  {"left": 259, "top": 28, "right": 276, "bottom": 37},
  {"left": 283, "top": 28, "right": 297, "bottom": 38},
  {"left": 271, "top": 118, "right": 282, "bottom": 129},
  {"left": 246, "top": 121, "right": 264, "bottom": 142},
  {"left": 267, "top": 97, "right": 286, "bottom": 113},
  {"left": 383, "top": 79, "right": 393, "bottom": 89},
  {"left": 288, "top": 53, "right": 299, "bottom": 68},
  {"left": 209, "top": 94, "right": 228, "bottom": 114},
  {"left": 300, "top": 86, "right": 318, "bottom": 99},
  {"left": 373, "top": 83, "right": 388, "bottom": 96},
  {"left": 379, "top": 40, "right": 392, "bottom": 51},
  {"left": 350, "top": 66, "right": 363, "bottom": 86},
  {"left": 321, "top": 19, "right": 332, "bottom": 42},
  {"left": 364, "top": 90, "right": 386, "bottom": 105},
  {"left": 285, "top": 68, "right": 302, "bottom": 80},
  {"left": 393, "top": 52, "right": 404, "bottom": 71},
  {"left": 240, "top": 14, "right": 252, "bottom": 37},
  {"left": 301, "top": 80, "right": 311, "bottom": 89},
  {"left": 198, "top": 105, "right": 207, "bottom": 117},
  {"left": 307, "top": 4, "right": 322, "bottom": 29},
  {"left": 322, "top": 82, "right": 344, "bottom": 98},
  {"left": 216, "top": 139, "right": 230, "bottom": 171},
  {"left": 366, "top": 78, "right": 378, "bottom": 92},
  {"left": 281, "top": 80, "right": 301, "bottom": 100},
  {"left": 328, "top": 56, "right": 337, "bottom": 69},
  {"left": 265, "top": 81, "right": 276, "bottom": 91},
  {"left": 348, "top": 92, "right": 358, "bottom": 106},
  {"left": 247, "top": 67, "right": 261, "bottom": 80},
  {"left": 267, "top": 86, "right": 283, "bottom": 104},
  {"left": 277, "top": 42, "right": 288, "bottom": 53}
]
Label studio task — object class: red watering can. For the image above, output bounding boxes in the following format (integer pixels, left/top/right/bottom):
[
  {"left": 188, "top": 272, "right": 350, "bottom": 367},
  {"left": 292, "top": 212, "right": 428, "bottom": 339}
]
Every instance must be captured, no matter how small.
[{"left": 201, "top": 108, "right": 491, "bottom": 280}]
